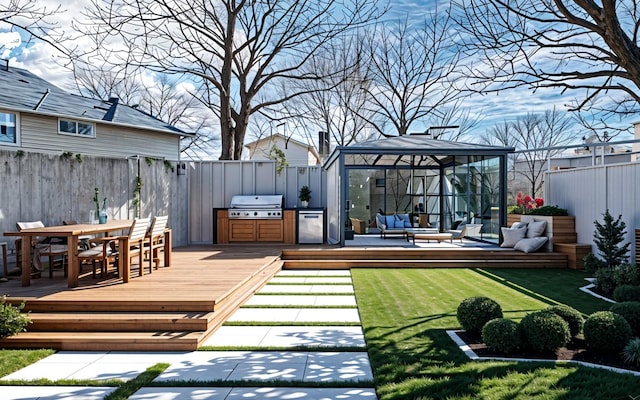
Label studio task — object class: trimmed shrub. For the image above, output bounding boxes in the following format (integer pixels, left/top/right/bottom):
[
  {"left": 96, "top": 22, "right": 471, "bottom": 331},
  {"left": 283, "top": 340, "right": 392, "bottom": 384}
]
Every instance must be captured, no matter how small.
[
  {"left": 456, "top": 297, "right": 503, "bottom": 333},
  {"left": 520, "top": 311, "right": 570, "bottom": 353},
  {"left": 594, "top": 268, "right": 615, "bottom": 296},
  {"left": 623, "top": 338, "right": 640, "bottom": 366},
  {"left": 583, "top": 311, "right": 632, "bottom": 352},
  {"left": 527, "top": 205, "right": 569, "bottom": 216},
  {"left": 545, "top": 304, "right": 584, "bottom": 338},
  {"left": 0, "top": 297, "right": 30, "bottom": 338},
  {"left": 613, "top": 285, "right": 640, "bottom": 302},
  {"left": 613, "top": 264, "right": 640, "bottom": 286},
  {"left": 481, "top": 318, "right": 521, "bottom": 354},
  {"left": 609, "top": 301, "right": 640, "bottom": 336},
  {"left": 583, "top": 253, "right": 606, "bottom": 275}
]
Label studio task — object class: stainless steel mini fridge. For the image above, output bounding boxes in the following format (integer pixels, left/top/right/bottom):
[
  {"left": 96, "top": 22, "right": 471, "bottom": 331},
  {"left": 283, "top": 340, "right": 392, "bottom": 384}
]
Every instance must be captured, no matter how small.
[{"left": 298, "top": 209, "right": 324, "bottom": 244}]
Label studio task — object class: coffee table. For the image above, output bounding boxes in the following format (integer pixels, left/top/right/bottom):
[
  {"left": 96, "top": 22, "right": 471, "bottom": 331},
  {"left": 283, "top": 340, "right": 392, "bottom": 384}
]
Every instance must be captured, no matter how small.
[{"left": 404, "top": 228, "right": 453, "bottom": 244}]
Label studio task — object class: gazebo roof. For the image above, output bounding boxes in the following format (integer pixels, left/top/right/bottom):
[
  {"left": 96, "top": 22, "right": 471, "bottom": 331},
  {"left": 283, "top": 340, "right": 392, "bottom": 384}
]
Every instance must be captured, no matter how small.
[{"left": 326, "top": 135, "right": 515, "bottom": 168}]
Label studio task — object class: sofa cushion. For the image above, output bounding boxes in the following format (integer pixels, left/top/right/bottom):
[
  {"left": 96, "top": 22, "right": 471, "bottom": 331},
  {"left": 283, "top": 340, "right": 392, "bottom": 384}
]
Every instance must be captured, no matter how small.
[
  {"left": 526, "top": 220, "right": 547, "bottom": 238},
  {"left": 500, "top": 226, "right": 527, "bottom": 248},
  {"left": 511, "top": 221, "right": 528, "bottom": 230},
  {"left": 514, "top": 237, "right": 548, "bottom": 253},
  {"left": 385, "top": 215, "right": 396, "bottom": 229}
]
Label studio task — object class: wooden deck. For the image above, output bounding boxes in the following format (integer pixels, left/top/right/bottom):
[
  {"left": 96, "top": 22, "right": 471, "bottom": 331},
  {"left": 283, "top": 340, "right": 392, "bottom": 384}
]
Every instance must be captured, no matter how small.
[{"left": 0, "top": 243, "right": 569, "bottom": 351}]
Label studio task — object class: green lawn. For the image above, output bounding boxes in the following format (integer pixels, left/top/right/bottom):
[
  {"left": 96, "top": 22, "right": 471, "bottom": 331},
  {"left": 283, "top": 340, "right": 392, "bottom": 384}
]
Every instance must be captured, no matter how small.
[{"left": 353, "top": 268, "right": 640, "bottom": 400}]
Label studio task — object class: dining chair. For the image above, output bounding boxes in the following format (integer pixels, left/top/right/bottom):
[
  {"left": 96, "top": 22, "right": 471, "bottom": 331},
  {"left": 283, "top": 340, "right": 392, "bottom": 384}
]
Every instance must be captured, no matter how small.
[
  {"left": 77, "top": 237, "right": 118, "bottom": 278},
  {"left": 116, "top": 217, "right": 151, "bottom": 279},
  {"left": 144, "top": 215, "right": 169, "bottom": 274},
  {"left": 16, "top": 221, "right": 68, "bottom": 279}
]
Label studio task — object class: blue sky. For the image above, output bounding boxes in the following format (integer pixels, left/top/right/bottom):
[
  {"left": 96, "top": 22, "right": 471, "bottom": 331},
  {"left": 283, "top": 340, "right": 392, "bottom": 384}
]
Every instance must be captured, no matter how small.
[{"left": 0, "top": 0, "right": 635, "bottom": 144}]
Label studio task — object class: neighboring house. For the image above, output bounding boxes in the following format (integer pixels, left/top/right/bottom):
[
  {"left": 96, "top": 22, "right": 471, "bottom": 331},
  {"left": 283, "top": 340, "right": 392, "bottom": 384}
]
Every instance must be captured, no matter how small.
[
  {"left": 0, "top": 64, "right": 193, "bottom": 160},
  {"left": 244, "top": 133, "right": 321, "bottom": 166}
]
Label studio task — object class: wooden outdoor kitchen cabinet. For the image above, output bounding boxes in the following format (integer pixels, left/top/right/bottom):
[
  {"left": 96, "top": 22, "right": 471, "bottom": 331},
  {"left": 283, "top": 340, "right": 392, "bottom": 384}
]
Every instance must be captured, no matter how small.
[{"left": 216, "top": 209, "right": 296, "bottom": 244}]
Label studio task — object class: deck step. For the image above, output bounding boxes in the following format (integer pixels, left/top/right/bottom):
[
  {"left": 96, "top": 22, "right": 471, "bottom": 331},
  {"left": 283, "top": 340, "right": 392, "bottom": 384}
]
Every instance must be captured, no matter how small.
[
  {"left": 0, "top": 331, "right": 202, "bottom": 351},
  {"left": 27, "top": 312, "right": 215, "bottom": 332}
]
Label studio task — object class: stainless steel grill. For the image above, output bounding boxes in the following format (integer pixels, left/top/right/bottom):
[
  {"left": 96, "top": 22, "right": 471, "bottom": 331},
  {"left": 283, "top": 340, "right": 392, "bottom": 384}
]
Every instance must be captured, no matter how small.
[{"left": 228, "top": 195, "right": 283, "bottom": 219}]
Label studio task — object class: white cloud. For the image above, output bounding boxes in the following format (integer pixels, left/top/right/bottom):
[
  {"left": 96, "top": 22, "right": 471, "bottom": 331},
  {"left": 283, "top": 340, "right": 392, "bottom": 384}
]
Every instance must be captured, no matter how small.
[{"left": 0, "top": 31, "right": 22, "bottom": 58}]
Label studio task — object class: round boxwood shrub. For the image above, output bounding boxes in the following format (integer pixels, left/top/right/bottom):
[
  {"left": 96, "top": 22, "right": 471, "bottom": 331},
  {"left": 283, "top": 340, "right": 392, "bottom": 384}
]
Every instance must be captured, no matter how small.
[
  {"left": 583, "top": 311, "right": 633, "bottom": 352},
  {"left": 544, "top": 305, "right": 584, "bottom": 338},
  {"left": 456, "top": 297, "right": 503, "bottom": 333},
  {"left": 594, "top": 268, "right": 616, "bottom": 296},
  {"left": 609, "top": 302, "right": 640, "bottom": 336},
  {"left": 613, "top": 285, "right": 640, "bottom": 302},
  {"left": 520, "top": 311, "right": 570, "bottom": 353},
  {"left": 481, "top": 318, "right": 521, "bottom": 354},
  {"left": 613, "top": 264, "right": 640, "bottom": 287}
]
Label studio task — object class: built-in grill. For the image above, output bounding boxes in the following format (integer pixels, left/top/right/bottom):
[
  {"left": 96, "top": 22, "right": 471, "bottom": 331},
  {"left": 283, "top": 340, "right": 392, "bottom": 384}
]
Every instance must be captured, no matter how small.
[{"left": 228, "top": 194, "right": 283, "bottom": 219}]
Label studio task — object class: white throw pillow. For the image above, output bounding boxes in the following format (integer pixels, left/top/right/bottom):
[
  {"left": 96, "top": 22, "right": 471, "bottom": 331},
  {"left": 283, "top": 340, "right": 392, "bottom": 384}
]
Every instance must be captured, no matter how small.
[
  {"left": 511, "top": 221, "right": 528, "bottom": 230},
  {"left": 500, "top": 227, "right": 527, "bottom": 248},
  {"left": 526, "top": 220, "right": 547, "bottom": 238},
  {"left": 514, "top": 237, "right": 548, "bottom": 253}
]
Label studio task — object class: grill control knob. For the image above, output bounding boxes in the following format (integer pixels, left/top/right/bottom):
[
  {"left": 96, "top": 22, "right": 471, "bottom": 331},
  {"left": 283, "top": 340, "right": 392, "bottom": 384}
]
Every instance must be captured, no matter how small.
[{"left": 253, "top": 211, "right": 258, "bottom": 216}]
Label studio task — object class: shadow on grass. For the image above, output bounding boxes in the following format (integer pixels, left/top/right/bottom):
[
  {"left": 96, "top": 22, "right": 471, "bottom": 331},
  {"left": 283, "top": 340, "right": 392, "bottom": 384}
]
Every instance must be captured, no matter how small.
[{"left": 472, "top": 268, "right": 610, "bottom": 315}]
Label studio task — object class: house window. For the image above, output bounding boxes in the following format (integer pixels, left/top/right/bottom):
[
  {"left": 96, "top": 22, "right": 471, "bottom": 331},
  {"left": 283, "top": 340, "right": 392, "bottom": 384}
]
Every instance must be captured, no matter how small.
[
  {"left": 58, "top": 119, "right": 95, "bottom": 137},
  {"left": 0, "top": 111, "right": 18, "bottom": 145}
]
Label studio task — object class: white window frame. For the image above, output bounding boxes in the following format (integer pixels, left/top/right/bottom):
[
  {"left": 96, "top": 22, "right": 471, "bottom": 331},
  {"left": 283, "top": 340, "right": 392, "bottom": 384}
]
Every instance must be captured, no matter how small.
[
  {"left": 58, "top": 118, "right": 95, "bottom": 138},
  {"left": 0, "top": 110, "right": 19, "bottom": 146}
]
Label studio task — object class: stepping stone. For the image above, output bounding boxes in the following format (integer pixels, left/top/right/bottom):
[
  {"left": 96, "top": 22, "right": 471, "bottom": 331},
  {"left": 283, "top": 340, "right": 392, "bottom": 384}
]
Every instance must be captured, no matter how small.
[
  {"left": 203, "top": 326, "right": 366, "bottom": 348},
  {"left": 276, "top": 270, "right": 352, "bottom": 276},
  {"left": 226, "top": 308, "right": 361, "bottom": 323},
  {"left": 130, "top": 387, "right": 377, "bottom": 399},
  {"left": 269, "top": 277, "right": 353, "bottom": 284},
  {"left": 243, "top": 294, "right": 357, "bottom": 307},
  {"left": 154, "top": 351, "right": 373, "bottom": 383},
  {"left": 258, "top": 284, "right": 354, "bottom": 294}
]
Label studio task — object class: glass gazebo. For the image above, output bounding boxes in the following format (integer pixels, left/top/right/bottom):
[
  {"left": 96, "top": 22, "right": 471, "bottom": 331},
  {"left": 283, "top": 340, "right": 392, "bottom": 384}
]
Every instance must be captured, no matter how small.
[{"left": 323, "top": 134, "right": 514, "bottom": 246}]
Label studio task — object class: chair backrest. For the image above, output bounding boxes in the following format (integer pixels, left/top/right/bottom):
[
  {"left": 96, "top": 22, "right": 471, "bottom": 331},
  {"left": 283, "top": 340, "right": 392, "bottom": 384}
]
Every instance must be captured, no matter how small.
[
  {"left": 149, "top": 216, "right": 169, "bottom": 238},
  {"left": 129, "top": 218, "right": 151, "bottom": 241},
  {"left": 16, "top": 221, "right": 45, "bottom": 231}
]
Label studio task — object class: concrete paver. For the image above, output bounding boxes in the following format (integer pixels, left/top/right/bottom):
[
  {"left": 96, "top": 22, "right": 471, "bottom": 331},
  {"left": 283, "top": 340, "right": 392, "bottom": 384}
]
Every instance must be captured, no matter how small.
[
  {"left": 202, "top": 325, "right": 366, "bottom": 348},
  {"left": 243, "top": 294, "right": 357, "bottom": 306},
  {"left": 130, "top": 387, "right": 377, "bottom": 399},
  {"left": 227, "top": 307, "right": 361, "bottom": 323},
  {"left": 269, "top": 276, "right": 353, "bottom": 284},
  {"left": 257, "top": 284, "right": 355, "bottom": 294}
]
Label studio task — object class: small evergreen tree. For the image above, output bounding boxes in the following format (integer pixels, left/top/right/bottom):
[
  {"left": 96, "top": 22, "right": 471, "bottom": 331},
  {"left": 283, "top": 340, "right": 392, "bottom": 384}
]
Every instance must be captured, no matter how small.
[{"left": 593, "top": 210, "right": 630, "bottom": 270}]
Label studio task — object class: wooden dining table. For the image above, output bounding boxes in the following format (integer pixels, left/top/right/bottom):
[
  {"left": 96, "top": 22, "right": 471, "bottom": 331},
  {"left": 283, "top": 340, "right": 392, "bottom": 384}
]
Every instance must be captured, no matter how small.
[{"left": 5, "top": 220, "right": 134, "bottom": 288}]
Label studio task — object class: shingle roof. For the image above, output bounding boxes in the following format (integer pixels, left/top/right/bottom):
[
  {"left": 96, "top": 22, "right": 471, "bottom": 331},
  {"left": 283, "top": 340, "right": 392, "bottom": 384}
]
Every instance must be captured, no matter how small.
[{"left": 0, "top": 66, "right": 192, "bottom": 136}]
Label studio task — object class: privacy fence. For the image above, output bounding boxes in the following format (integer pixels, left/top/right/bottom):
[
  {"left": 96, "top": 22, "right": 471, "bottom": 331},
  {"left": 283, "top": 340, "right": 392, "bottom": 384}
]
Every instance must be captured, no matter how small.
[
  {"left": 0, "top": 150, "right": 325, "bottom": 250},
  {"left": 546, "top": 161, "right": 640, "bottom": 263}
]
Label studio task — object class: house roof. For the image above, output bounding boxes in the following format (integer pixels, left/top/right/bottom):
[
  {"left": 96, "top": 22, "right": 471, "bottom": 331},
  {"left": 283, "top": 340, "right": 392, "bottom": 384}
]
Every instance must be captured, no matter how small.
[
  {"left": 0, "top": 66, "right": 193, "bottom": 137},
  {"left": 245, "top": 133, "right": 321, "bottom": 161}
]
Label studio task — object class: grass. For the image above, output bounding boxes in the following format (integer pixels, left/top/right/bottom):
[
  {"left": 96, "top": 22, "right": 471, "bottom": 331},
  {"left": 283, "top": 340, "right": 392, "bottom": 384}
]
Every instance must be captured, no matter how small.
[
  {"left": 352, "top": 268, "right": 640, "bottom": 400},
  {"left": 0, "top": 349, "right": 54, "bottom": 377}
]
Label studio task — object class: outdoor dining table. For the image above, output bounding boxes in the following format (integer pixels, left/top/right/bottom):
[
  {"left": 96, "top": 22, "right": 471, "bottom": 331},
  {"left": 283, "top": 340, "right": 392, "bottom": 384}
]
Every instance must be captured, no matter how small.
[{"left": 4, "top": 220, "right": 134, "bottom": 288}]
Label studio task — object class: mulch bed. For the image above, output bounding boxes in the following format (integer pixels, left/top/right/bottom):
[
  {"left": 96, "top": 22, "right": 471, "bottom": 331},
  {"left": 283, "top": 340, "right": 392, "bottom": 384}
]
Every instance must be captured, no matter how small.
[{"left": 455, "top": 330, "right": 640, "bottom": 373}]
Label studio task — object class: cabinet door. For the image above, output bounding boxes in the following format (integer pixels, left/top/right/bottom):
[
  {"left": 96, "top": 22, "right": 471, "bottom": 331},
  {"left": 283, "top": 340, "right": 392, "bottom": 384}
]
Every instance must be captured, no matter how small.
[
  {"left": 257, "top": 220, "right": 284, "bottom": 242},
  {"left": 229, "top": 220, "right": 256, "bottom": 242}
]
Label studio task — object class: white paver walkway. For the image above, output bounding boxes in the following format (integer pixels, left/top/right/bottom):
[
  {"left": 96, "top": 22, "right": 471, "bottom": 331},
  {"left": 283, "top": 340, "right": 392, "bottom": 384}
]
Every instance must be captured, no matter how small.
[{"left": 1, "top": 269, "right": 377, "bottom": 400}]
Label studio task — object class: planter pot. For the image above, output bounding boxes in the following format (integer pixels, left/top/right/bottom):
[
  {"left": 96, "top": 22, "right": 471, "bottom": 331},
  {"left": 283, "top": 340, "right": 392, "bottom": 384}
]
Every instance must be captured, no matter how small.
[
  {"left": 301, "top": 200, "right": 309, "bottom": 208},
  {"left": 507, "top": 214, "right": 521, "bottom": 227}
]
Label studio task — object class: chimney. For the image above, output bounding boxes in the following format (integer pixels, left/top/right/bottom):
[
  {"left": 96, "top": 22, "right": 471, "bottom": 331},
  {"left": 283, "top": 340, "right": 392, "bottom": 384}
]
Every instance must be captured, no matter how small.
[{"left": 318, "top": 131, "right": 329, "bottom": 155}]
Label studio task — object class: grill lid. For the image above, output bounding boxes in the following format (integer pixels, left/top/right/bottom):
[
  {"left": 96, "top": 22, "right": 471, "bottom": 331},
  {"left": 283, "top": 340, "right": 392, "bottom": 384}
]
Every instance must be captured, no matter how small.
[{"left": 229, "top": 194, "right": 283, "bottom": 209}]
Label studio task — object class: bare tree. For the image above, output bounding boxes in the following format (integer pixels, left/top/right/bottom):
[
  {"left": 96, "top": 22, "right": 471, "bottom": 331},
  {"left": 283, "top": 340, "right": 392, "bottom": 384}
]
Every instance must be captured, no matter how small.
[
  {"left": 73, "top": 61, "right": 219, "bottom": 159},
  {"left": 453, "top": 1, "right": 640, "bottom": 117},
  {"left": 278, "top": 34, "right": 375, "bottom": 152},
  {"left": 482, "top": 108, "right": 577, "bottom": 198},
  {"left": 0, "top": 0, "right": 70, "bottom": 56},
  {"left": 359, "top": 9, "right": 461, "bottom": 137},
  {"left": 81, "top": 0, "right": 382, "bottom": 160}
]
